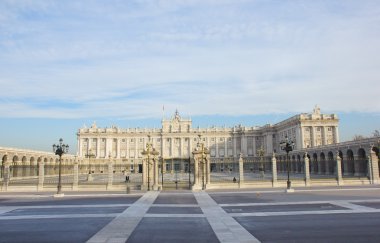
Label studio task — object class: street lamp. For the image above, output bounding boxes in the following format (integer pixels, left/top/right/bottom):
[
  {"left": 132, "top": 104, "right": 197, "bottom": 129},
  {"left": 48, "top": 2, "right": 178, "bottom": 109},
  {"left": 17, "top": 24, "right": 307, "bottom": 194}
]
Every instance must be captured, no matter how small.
[
  {"left": 192, "top": 135, "right": 210, "bottom": 190},
  {"left": 257, "top": 146, "right": 265, "bottom": 179},
  {"left": 52, "top": 138, "right": 69, "bottom": 196},
  {"left": 280, "top": 136, "right": 295, "bottom": 190},
  {"left": 141, "top": 135, "right": 159, "bottom": 191},
  {"left": 85, "top": 148, "right": 95, "bottom": 181}
]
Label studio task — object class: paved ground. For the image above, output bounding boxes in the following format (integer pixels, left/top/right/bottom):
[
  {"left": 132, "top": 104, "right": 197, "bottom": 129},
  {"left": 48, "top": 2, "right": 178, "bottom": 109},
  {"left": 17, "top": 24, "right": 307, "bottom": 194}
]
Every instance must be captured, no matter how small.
[{"left": 1, "top": 186, "right": 380, "bottom": 242}]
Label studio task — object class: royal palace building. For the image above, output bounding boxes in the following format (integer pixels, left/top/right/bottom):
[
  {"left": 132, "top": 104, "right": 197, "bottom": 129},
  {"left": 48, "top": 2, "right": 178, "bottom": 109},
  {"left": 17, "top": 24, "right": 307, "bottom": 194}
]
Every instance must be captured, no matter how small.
[{"left": 76, "top": 106, "right": 339, "bottom": 173}]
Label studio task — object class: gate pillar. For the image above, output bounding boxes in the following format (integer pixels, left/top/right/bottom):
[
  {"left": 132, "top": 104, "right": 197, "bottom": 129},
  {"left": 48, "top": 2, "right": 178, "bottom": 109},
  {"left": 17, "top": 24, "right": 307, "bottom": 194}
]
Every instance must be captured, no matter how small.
[
  {"left": 272, "top": 153, "right": 277, "bottom": 187},
  {"left": 153, "top": 158, "right": 160, "bottom": 190},
  {"left": 239, "top": 154, "right": 244, "bottom": 187},
  {"left": 38, "top": 161, "right": 44, "bottom": 191},
  {"left": 304, "top": 153, "right": 311, "bottom": 186},
  {"left": 336, "top": 151, "right": 344, "bottom": 186},
  {"left": 369, "top": 149, "right": 379, "bottom": 184}
]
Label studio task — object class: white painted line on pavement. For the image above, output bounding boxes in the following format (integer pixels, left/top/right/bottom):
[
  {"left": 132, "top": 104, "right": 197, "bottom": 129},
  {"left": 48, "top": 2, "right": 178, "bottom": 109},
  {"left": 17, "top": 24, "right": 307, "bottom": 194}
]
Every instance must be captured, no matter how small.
[
  {"left": 220, "top": 199, "right": 380, "bottom": 207},
  {"left": 0, "top": 213, "right": 119, "bottom": 220},
  {"left": 144, "top": 214, "right": 205, "bottom": 217}
]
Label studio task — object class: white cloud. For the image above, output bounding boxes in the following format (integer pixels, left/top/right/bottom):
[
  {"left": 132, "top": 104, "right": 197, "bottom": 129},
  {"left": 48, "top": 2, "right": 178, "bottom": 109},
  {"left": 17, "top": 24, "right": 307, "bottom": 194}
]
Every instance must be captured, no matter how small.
[{"left": 0, "top": 0, "right": 379, "bottom": 119}]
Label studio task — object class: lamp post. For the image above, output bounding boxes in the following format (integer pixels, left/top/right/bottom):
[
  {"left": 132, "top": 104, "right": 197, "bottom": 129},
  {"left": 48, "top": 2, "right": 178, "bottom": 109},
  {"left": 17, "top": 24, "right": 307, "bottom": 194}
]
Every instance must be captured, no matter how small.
[
  {"left": 85, "top": 148, "right": 95, "bottom": 181},
  {"left": 141, "top": 135, "right": 159, "bottom": 191},
  {"left": 280, "top": 136, "right": 295, "bottom": 190},
  {"left": 257, "top": 146, "right": 265, "bottom": 179},
  {"left": 52, "top": 138, "right": 69, "bottom": 196},
  {"left": 192, "top": 135, "right": 210, "bottom": 190}
]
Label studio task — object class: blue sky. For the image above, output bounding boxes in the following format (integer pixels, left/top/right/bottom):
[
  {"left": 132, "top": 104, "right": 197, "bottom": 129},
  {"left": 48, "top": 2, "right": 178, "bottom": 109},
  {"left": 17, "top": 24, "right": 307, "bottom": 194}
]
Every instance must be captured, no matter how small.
[{"left": 0, "top": 0, "right": 379, "bottom": 153}]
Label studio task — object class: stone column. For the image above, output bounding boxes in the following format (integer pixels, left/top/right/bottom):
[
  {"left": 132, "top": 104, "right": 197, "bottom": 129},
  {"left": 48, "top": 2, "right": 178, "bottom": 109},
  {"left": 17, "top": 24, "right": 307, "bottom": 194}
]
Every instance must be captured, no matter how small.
[
  {"left": 334, "top": 126, "right": 340, "bottom": 143},
  {"left": 311, "top": 127, "right": 315, "bottom": 147},
  {"left": 336, "top": 152, "right": 344, "bottom": 185},
  {"left": 233, "top": 136, "right": 237, "bottom": 157},
  {"left": 38, "top": 161, "right": 45, "bottom": 191},
  {"left": 272, "top": 153, "right": 278, "bottom": 187},
  {"left": 239, "top": 154, "right": 244, "bottom": 187},
  {"left": 72, "top": 161, "right": 79, "bottom": 191},
  {"left": 304, "top": 153, "right": 311, "bottom": 186},
  {"left": 96, "top": 138, "right": 100, "bottom": 158},
  {"left": 369, "top": 149, "right": 379, "bottom": 184},
  {"left": 107, "top": 161, "right": 113, "bottom": 190},
  {"left": 117, "top": 139, "right": 121, "bottom": 159}
]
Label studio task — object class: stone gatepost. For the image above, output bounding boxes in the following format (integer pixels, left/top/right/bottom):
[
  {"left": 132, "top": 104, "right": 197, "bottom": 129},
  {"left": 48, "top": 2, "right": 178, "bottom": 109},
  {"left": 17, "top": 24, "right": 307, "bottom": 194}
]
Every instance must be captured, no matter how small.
[
  {"left": 191, "top": 157, "right": 202, "bottom": 190},
  {"left": 206, "top": 157, "right": 211, "bottom": 187},
  {"left": 2, "top": 162, "right": 10, "bottom": 191},
  {"left": 238, "top": 154, "right": 244, "bottom": 188},
  {"left": 369, "top": 149, "right": 379, "bottom": 184},
  {"left": 142, "top": 160, "right": 147, "bottom": 190},
  {"left": 271, "top": 153, "right": 278, "bottom": 187},
  {"left": 72, "top": 161, "right": 79, "bottom": 191},
  {"left": 38, "top": 161, "right": 45, "bottom": 191},
  {"left": 336, "top": 152, "right": 344, "bottom": 186},
  {"left": 153, "top": 158, "right": 159, "bottom": 190},
  {"left": 304, "top": 153, "right": 311, "bottom": 186},
  {"left": 107, "top": 161, "right": 113, "bottom": 190}
]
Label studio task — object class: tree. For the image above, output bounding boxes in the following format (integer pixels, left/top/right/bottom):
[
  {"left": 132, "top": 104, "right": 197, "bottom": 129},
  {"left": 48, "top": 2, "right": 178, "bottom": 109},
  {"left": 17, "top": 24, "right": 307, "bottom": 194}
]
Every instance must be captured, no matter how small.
[
  {"left": 353, "top": 135, "right": 366, "bottom": 141},
  {"left": 373, "top": 130, "right": 380, "bottom": 137}
]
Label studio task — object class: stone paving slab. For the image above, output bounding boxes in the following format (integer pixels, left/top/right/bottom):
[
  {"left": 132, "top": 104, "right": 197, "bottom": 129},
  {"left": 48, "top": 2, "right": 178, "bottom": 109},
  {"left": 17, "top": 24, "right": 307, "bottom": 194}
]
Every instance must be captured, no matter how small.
[
  {"left": 127, "top": 217, "right": 219, "bottom": 243},
  {"left": 0, "top": 196, "right": 141, "bottom": 206},
  {"left": 222, "top": 203, "right": 345, "bottom": 213},
  {"left": 2, "top": 206, "right": 127, "bottom": 216},
  {"left": 147, "top": 206, "right": 203, "bottom": 214},
  {"left": 153, "top": 193, "right": 197, "bottom": 204},
  {"left": 0, "top": 217, "right": 114, "bottom": 243},
  {"left": 235, "top": 213, "right": 380, "bottom": 243}
]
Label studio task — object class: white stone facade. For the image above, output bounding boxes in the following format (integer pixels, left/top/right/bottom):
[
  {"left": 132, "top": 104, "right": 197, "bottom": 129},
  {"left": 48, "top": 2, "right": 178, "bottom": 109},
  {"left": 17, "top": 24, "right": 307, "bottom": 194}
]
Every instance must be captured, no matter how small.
[{"left": 77, "top": 107, "right": 339, "bottom": 164}]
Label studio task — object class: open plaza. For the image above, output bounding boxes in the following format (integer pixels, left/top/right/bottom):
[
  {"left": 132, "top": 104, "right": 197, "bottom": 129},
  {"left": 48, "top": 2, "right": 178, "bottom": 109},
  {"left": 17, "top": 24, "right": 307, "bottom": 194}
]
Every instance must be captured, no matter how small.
[
  {"left": 0, "top": 108, "right": 380, "bottom": 242},
  {"left": 1, "top": 186, "right": 380, "bottom": 242}
]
